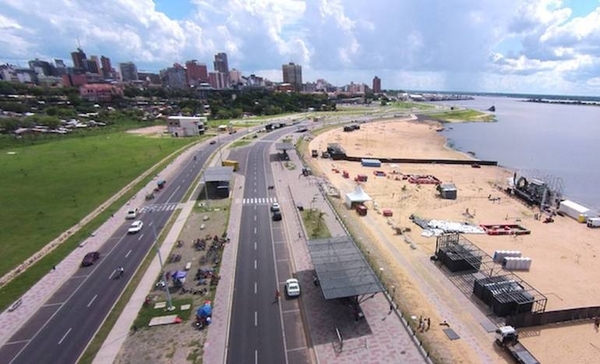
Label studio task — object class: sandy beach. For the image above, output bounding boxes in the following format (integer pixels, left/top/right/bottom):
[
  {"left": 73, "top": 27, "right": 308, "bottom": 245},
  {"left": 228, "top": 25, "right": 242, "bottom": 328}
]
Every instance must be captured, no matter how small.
[{"left": 308, "top": 118, "right": 600, "bottom": 364}]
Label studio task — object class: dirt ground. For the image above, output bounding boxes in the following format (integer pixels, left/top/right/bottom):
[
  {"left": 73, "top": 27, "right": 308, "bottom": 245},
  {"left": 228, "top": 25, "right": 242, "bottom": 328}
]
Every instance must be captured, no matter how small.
[
  {"left": 114, "top": 195, "right": 230, "bottom": 364},
  {"left": 308, "top": 118, "right": 600, "bottom": 364},
  {"left": 126, "top": 125, "right": 168, "bottom": 135}
]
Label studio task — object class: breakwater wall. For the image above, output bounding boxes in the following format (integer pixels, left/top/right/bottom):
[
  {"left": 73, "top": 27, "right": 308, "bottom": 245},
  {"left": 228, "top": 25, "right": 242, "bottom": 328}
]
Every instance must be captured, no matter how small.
[{"left": 334, "top": 154, "right": 498, "bottom": 166}]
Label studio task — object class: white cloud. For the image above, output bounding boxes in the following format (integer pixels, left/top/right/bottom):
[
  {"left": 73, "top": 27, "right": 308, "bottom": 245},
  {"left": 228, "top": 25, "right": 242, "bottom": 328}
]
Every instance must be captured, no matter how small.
[{"left": 0, "top": 0, "right": 599, "bottom": 95}]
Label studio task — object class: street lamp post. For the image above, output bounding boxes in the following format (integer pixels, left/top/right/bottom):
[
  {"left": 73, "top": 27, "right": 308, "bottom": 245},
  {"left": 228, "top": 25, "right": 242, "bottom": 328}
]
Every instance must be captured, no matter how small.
[{"left": 153, "top": 225, "right": 174, "bottom": 311}]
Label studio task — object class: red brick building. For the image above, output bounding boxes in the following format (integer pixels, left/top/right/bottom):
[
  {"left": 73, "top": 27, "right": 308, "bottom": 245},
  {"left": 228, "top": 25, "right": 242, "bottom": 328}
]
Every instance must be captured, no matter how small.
[{"left": 79, "top": 84, "right": 123, "bottom": 102}]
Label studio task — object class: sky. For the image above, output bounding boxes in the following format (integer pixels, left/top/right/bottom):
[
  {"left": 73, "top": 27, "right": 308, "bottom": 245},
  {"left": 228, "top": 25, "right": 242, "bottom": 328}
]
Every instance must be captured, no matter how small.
[{"left": 1, "top": 0, "right": 600, "bottom": 95}]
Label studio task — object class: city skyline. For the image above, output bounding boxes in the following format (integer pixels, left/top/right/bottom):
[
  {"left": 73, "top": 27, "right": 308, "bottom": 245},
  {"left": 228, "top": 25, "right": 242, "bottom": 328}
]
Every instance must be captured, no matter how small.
[{"left": 1, "top": 0, "right": 600, "bottom": 95}]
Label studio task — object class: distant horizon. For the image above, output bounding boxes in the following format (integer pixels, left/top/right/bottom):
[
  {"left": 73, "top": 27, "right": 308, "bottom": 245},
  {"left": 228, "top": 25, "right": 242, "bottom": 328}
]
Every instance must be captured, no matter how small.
[{"left": 2, "top": 1, "right": 600, "bottom": 95}]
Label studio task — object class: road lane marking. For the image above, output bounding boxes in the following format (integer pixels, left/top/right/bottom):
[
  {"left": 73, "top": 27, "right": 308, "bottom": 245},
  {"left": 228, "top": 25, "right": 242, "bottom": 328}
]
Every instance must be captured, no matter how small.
[
  {"left": 87, "top": 294, "right": 98, "bottom": 308},
  {"left": 254, "top": 242, "right": 257, "bottom": 250},
  {"left": 255, "top": 350, "right": 258, "bottom": 364},
  {"left": 254, "top": 227, "right": 257, "bottom": 234},
  {"left": 254, "top": 260, "right": 257, "bottom": 269},
  {"left": 254, "top": 282, "right": 257, "bottom": 294},
  {"left": 58, "top": 328, "right": 72, "bottom": 345},
  {"left": 138, "top": 234, "right": 144, "bottom": 241},
  {"left": 125, "top": 249, "right": 132, "bottom": 258},
  {"left": 166, "top": 185, "right": 181, "bottom": 203},
  {"left": 148, "top": 221, "right": 153, "bottom": 227},
  {"left": 254, "top": 311, "right": 258, "bottom": 326},
  {"left": 5, "top": 339, "right": 30, "bottom": 345},
  {"left": 41, "top": 302, "right": 63, "bottom": 307},
  {"left": 254, "top": 215, "right": 257, "bottom": 221},
  {"left": 182, "top": 179, "right": 186, "bottom": 183}
]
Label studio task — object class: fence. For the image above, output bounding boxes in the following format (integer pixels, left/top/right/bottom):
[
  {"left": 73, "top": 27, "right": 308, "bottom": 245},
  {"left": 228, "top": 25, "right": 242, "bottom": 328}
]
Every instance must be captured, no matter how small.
[{"left": 506, "top": 306, "right": 600, "bottom": 328}]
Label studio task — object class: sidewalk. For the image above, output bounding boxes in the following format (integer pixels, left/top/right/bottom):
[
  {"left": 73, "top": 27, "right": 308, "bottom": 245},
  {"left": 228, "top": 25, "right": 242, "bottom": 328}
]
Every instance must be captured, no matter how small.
[
  {"left": 0, "top": 145, "right": 200, "bottom": 348},
  {"left": 271, "top": 135, "right": 427, "bottom": 363}
]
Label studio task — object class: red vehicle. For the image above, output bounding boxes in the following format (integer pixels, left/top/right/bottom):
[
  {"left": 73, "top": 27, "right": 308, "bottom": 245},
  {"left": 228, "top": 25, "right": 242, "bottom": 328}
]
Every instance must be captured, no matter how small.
[{"left": 355, "top": 204, "right": 367, "bottom": 216}]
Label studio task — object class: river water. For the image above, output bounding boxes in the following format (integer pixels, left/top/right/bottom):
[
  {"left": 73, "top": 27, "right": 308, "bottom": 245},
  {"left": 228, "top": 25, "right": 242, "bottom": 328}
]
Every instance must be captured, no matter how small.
[{"left": 439, "top": 96, "right": 600, "bottom": 210}]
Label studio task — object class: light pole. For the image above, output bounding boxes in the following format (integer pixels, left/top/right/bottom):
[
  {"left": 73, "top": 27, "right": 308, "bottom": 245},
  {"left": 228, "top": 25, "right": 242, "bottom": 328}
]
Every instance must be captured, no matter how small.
[
  {"left": 153, "top": 224, "right": 174, "bottom": 311},
  {"left": 379, "top": 267, "right": 384, "bottom": 281}
]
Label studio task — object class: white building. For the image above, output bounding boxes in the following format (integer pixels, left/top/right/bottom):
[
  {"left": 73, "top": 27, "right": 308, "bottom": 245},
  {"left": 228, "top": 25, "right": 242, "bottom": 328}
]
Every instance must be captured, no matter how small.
[{"left": 167, "top": 116, "right": 207, "bottom": 137}]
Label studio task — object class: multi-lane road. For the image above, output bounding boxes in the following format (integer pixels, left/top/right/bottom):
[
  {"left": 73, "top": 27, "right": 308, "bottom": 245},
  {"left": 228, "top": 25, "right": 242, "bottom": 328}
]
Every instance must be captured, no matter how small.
[
  {"left": 227, "top": 127, "right": 311, "bottom": 364},
  {"left": 0, "top": 135, "right": 235, "bottom": 364}
]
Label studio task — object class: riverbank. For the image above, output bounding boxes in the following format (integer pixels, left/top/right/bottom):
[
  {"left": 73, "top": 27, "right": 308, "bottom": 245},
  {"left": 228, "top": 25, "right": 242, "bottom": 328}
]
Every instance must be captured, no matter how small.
[{"left": 308, "top": 117, "right": 600, "bottom": 364}]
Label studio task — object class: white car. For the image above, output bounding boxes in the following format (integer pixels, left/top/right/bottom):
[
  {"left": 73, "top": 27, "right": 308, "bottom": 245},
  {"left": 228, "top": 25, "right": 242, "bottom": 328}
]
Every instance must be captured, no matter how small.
[
  {"left": 285, "top": 278, "right": 301, "bottom": 297},
  {"left": 271, "top": 202, "right": 281, "bottom": 212},
  {"left": 125, "top": 208, "right": 139, "bottom": 219},
  {"left": 128, "top": 220, "right": 144, "bottom": 234}
]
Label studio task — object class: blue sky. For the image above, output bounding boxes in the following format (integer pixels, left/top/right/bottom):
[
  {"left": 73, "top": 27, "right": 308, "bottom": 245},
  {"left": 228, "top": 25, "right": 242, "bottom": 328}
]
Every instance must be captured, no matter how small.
[{"left": 1, "top": 0, "right": 600, "bottom": 95}]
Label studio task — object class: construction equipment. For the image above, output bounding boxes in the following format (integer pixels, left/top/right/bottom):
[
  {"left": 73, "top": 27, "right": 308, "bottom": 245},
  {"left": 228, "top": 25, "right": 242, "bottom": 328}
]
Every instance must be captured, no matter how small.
[{"left": 495, "top": 326, "right": 540, "bottom": 364}]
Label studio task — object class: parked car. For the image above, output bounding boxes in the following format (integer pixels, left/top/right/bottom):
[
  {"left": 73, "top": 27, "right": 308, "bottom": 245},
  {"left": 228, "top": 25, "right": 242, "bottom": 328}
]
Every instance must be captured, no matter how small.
[
  {"left": 125, "top": 208, "right": 139, "bottom": 219},
  {"left": 209, "top": 140, "right": 216, "bottom": 145},
  {"left": 272, "top": 211, "right": 282, "bottom": 221},
  {"left": 81, "top": 251, "right": 100, "bottom": 267},
  {"left": 271, "top": 202, "right": 281, "bottom": 212},
  {"left": 128, "top": 220, "right": 144, "bottom": 234},
  {"left": 285, "top": 278, "right": 301, "bottom": 297}
]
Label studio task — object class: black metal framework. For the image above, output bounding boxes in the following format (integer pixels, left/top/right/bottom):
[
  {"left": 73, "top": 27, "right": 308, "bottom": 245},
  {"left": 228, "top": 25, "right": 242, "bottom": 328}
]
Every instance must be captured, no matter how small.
[
  {"left": 435, "top": 234, "right": 547, "bottom": 316},
  {"left": 308, "top": 236, "right": 384, "bottom": 300}
]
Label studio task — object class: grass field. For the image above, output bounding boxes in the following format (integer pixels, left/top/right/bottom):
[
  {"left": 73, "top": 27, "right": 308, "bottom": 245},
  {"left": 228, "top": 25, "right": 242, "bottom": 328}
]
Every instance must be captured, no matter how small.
[
  {"left": 390, "top": 101, "right": 435, "bottom": 110},
  {"left": 0, "top": 133, "right": 194, "bottom": 278},
  {"left": 427, "top": 109, "right": 495, "bottom": 122}
]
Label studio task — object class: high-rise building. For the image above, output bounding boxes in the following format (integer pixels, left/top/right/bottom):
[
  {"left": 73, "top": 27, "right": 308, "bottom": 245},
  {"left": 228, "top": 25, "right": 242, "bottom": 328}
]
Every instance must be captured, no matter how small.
[
  {"left": 119, "top": 62, "right": 138, "bottom": 82},
  {"left": 161, "top": 63, "right": 187, "bottom": 89},
  {"left": 229, "top": 69, "right": 242, "bottom": 86},
  {"left": 28, "top": 58, "right": 53, "bottom": 76},
  {"left": 282, "top": 62, "right": 303, "bottom": 92},
  {"left": 54, "top": 59, "right": 67, "bottom": 76},
  {"left": 372, "top": 76, "right": 381, "bottom": 93},
  {"left": 185, "top": 60, "right": 208, "bottom": 86},
  {"left": 70, "top": 48, "right": 87, "bottom": 71},
  {"left": 90, "top": 56, "right": 101, "bottom": 74},
  {"left": 208, "top": 71, "right": 228, "bottom": 89},
  {"left": 213, "top": 52, "right": 229, "bottom": 73},
  {"left": 86, "top": 59, "right": 99, "bottom": 74},
  {"left": 100, "top": 56, "right": 112, "bottom": 78}
]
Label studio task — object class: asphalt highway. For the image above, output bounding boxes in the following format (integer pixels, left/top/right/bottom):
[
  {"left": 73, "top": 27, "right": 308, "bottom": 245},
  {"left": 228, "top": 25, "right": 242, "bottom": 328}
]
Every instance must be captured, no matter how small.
[
  {"left": 226, "top": 127, "right": 299, "bottom": 364},
  {"left": 0, "top": 135, "right": 234, "bottom": 364}
]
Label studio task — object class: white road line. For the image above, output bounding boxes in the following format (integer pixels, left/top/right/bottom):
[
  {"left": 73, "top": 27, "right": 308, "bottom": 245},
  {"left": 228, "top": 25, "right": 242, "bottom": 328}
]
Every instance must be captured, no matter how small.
[
  {"left": 254, "top": 260, "right": 257, "bottom": 269},
  {"left": 87, "top": 294, "right": 98, "bottom": 308},
  {"left": 166, "top": 185, "right": 181, "bottom": 203},
  {"left": 254, "top": 188, "right": 257, "bottom": 193},
  {"left": 58, "top": 327, "right": 72, "bottom": 345},
  {"left": 254, "top": 282, "right": 257, "bottom": 294},
  {"left": 255, "top": 350, "right": 258, "bottom": 364},
  {"left": 254, "top": 227, "right": 257, "bottom": 234},
  {"left": 137, "top": 234, "right": 144, "bottom": 241},
  {"left": 254, "top": 215, "right": 257, "bottom": 221},
  {"left": 254, "top": 311, "right": 258, "bottom": 326},
  {"left": 254, "top": 242, "right": 257, "bottom": 250},
  {"left": 125, "top": 249, "right": 132, "bottom": 258},
  {"left": 182, "top": 179, "right": 186, "bottom": 183},
  {"left": 108, "top": 270, "right": 115, "bottom": 280},
  {"left": 148, "top": 221, "right": 153, "bottom": 227}
]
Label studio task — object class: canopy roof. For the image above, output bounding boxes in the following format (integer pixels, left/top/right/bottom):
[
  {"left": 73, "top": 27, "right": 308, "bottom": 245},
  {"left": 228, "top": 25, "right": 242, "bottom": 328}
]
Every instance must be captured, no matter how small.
[
  {"left": 345, "top": 185, "right": 372, "bottom": 202},
  {"left": 204, "top": 166, "right": 234, "bottom": 182},
  {"left": 307, "top": 236, "right": 383, "bottom": 299}
]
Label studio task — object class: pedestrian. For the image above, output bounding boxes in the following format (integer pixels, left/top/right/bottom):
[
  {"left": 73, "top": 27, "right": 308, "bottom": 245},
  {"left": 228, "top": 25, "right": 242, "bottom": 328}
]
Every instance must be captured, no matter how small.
[
  {"left": 426, "top": 317, "right": 431, "bottom": 331},
  {"left": 275, "top": 289, "right": 280, "bottom": 301},
  {"left": 298, "top": 232, "right": 301, "bottom": 239},
  {"left": 594, "top": 317, "right": 599, "bottom": 332},
  {"left": 119, "top": 266, "right": 124, "bottom": 278},
  {"left": 52, "top": 265, "right": 56, "bottom": 271}
]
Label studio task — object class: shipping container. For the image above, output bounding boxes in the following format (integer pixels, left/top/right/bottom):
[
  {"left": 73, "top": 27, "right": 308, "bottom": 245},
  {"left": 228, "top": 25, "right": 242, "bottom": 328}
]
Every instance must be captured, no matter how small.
[{"left": 559, "top": 200, "right": 590, "bottom": 223}]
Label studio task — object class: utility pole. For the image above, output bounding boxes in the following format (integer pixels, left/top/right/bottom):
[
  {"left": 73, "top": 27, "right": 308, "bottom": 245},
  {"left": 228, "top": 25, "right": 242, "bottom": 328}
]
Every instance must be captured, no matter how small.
[{"left": 153, "top": 224, "right": 174, "bottom": 311}]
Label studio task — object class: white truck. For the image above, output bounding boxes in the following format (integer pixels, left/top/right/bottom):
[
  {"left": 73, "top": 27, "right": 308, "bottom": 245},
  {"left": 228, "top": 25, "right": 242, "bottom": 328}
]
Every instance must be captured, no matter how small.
[
  {"left": 587, "top": 217, "right": 600, "bottom": 228},
  {"left": 495, "top": 326, "right": 540, "bottom": 364}
]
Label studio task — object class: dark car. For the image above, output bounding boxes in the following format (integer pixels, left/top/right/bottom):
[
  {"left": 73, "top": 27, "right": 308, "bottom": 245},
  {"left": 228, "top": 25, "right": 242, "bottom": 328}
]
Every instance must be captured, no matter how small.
[
  {"left": 272, "top": 211, "right": 282, "bottom": 221},
  {"left": 81, "top": 251, "right": 100, "bottom": 267},
  {"left": 209, "top": 140, "right": 216, "bottom": 145}
]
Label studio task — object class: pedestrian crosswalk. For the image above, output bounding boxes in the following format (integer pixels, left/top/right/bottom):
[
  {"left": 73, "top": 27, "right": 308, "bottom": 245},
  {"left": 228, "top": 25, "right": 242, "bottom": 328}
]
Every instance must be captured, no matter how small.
[
  {"left": 241, "top": 197, "right": 278, "bottom": 205},
  {"left": 140, "top": 203, "right": 179, "bottom": 213}
]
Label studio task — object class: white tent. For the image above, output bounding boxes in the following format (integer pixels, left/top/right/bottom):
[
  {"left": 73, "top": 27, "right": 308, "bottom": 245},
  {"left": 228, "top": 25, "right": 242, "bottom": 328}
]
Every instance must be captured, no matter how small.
[{"left": 345, "top": 185, "right": 372, "bottom": 208}]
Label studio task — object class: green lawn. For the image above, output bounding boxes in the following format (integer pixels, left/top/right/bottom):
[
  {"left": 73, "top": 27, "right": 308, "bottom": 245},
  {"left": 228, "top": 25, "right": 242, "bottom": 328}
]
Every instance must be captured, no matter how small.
[
  {"left": 391, "top": 101, "right": 435, "bottom": 110},
  {"left": 0, "top": 133, "right": 193, "bottom": 277},
  {"left": 301, "top": 209, "right": 331, "bottom": 239},
  {"left": 427, "top": 109, "right": 495, "bottom": 122}
]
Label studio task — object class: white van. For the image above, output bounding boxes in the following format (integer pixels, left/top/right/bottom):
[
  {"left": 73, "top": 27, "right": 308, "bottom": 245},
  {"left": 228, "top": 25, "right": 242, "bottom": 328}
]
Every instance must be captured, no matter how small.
[{"left": 587, "top": 217, "right": 600, "bottom": 228}]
